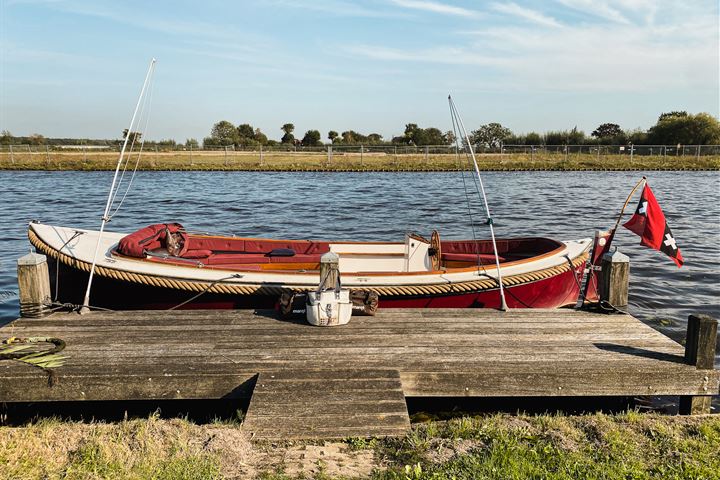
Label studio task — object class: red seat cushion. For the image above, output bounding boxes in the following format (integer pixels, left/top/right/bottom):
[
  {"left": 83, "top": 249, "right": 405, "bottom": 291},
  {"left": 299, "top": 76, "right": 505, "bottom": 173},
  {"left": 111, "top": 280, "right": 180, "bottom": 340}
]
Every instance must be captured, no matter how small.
[{"left": 181, "top": 249, "right": 212, "bottom": 259}]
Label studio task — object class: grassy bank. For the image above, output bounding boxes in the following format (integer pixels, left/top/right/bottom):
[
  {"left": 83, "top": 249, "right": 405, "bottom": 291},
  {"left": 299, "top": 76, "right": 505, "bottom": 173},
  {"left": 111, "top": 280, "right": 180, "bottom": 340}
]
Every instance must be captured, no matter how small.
[
  {"left": 1, "top": 412, "right": 718, "bottom": 479},
  {"left": 1, "top": 151, "right": 718, "bottom": 171}
]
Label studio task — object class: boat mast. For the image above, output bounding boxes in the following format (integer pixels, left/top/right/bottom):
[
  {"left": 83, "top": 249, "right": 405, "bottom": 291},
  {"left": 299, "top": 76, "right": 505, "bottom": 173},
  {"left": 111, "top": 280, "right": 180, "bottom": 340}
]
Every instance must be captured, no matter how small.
[
  {"left": 80, "top": 58, "right": 157, "bottom": 313},
  {"left": 448, "top": 95, "right": 508, "bottom": 311}
]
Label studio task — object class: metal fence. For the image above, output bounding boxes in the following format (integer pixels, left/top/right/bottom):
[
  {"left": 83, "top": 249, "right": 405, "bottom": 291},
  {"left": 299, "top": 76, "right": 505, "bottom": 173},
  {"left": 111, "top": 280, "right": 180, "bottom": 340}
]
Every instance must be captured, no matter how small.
[{"left": 1, "top": 143, "right": 718, "bottom": 166}]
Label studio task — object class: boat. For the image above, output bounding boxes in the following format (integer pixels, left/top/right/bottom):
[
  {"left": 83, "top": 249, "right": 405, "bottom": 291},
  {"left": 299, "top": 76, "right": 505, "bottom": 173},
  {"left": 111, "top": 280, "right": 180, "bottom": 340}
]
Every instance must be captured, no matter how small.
[
  {"left": 24, "top": 63, "right": 609, "bottom": 313},
  {"left": 28, "top": 222, "right": 604, "bottom": 310}
]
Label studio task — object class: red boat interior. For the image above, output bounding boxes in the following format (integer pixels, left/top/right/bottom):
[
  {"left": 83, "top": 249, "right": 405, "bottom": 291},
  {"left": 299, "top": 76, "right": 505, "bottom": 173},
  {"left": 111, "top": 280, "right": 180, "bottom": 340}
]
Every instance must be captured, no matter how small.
[{"left": 115, "top": 223, "right": 563, "bottom": 272}]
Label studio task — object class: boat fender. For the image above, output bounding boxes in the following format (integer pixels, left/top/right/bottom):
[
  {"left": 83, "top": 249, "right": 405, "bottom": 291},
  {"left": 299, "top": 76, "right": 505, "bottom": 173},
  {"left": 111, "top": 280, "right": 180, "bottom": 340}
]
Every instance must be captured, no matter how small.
[{"left": 350, "top": 289, "right": 379, "bottom": 316}]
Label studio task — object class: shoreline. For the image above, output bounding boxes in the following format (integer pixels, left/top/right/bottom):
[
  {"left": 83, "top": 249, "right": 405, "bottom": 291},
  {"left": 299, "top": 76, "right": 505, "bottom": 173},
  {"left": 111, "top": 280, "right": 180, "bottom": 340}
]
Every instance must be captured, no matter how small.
[
  {"left": 1, "top": 152, "right": 718, "bottom": 172},
  {"left": 1, "top": 166, "right": 718, "bottom": 172}
]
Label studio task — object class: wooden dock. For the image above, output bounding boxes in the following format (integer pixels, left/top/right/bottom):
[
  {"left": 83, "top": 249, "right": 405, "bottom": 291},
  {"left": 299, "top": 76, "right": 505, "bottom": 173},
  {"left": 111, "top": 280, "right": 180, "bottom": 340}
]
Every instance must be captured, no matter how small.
[{"left": 0, "top": 309, "right": 717, "bottom": 440}]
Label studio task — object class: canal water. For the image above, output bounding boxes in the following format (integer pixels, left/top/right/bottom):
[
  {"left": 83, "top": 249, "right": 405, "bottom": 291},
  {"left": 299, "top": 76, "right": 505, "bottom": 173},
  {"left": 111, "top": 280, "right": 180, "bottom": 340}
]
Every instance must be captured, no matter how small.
[{"left": 1, "top": 170, "right": 718, "bottom": 368}]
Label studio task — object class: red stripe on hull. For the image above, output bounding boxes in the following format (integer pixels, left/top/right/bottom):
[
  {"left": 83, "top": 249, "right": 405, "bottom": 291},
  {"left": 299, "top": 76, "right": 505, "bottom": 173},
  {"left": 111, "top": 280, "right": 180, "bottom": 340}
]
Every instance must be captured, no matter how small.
[{"left": 50, "top": 261, "right": 585, "bottom": 311}]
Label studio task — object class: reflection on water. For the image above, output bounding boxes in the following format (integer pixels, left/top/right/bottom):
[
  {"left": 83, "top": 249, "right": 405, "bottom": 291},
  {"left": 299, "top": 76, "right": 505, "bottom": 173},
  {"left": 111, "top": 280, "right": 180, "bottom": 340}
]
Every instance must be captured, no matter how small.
[{"left": 0, "top": 170, "right": 718, "bottom": 365}]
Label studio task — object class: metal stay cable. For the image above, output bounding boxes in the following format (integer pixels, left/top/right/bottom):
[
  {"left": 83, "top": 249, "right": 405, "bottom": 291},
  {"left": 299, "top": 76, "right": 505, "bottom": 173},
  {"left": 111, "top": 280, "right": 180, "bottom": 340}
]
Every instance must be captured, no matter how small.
[
  {"left": 448, "top": 95, "right": 508, "bottom": 310},
  {"left": 449, "top": 108, "right": 488, "bottom": 274},
  {"left": 82, "top": 58, "right": 157, "bottom": 313},
  {"left": 109, "top": 73, "right": 156, "bottom": 220}
]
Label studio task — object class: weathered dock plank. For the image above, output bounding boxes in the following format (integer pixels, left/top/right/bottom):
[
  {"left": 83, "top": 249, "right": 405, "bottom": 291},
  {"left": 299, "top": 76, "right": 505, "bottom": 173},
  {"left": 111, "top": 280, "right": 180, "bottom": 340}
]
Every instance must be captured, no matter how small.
[
  {"left": 243, "top": 370, "right": 410, "bottom": 440},
  {"left": 1, "top": 308, "right": 717, "bottom": 439}
]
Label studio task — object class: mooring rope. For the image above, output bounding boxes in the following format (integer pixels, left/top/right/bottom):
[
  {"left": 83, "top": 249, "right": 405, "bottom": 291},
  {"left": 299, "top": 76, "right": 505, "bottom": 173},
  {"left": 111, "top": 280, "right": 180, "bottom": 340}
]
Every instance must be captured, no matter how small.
[{"left": 0, "top": 337, "right": 67, "bottom": 386}]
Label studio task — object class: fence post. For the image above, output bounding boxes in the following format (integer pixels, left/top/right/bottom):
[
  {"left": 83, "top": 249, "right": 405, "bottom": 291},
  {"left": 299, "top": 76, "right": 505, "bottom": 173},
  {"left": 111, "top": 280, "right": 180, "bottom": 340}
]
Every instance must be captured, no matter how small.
[
  {"left": 597, "top": 145, "right": 600, "bottom": 161},
  {"left": 424, "top": 145, "right": 429, "bottom": 164},
  {"left": 530, "top": 146, "right": 534, "bottom": 162},
  {"left": 46, "top": 145, "right": 50, "bottom": 166},
  {"left": 394, "top": 146, "right": 398, "bottom": 167},
  {"left": 189, "top": 143, "right": 193, "bottom": 166},
  {"left": 259, "top": 145, "right": 263, "bottom": 166},
  {"left": 696, "top": 145, "right": 701, "bottom": 160},
  {"left": 630, "top": 143, "right": 634, "bottom": 162},
  {"left": 9, "top": 144, "right": 14, "bottom": 164},
  {"left": 327, "top": 145, "right": 332, "bottom": 165},
  {"left": 679, "top": 314, "right": 718, "bottom": 415},
  {"left": 360, "top": 145, "right": 363, "bottom": 165}
]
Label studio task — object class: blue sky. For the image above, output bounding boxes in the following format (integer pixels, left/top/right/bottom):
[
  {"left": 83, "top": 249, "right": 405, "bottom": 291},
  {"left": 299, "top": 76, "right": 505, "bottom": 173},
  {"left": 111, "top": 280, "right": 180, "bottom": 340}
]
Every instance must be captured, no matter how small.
[{"left": 1, "top": 0, "right": 718, "bottom": 142}]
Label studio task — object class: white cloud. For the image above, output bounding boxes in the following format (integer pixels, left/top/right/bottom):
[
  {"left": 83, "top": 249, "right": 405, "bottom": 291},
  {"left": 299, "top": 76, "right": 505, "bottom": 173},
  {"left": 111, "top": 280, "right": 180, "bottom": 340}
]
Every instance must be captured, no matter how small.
[
  {"left": 388, "top": 0, "right": 480, "bottom": 17},
  {"left": 265, "top": 0, "right": 410, "bottom": 18},
  {"left": 491, "top": 2, "right": 562, "bottom": 27},
  {"left": 554, "top": 0, "right": 631, "bottom": 24},
  {"left": 344, "top": 44, "right": 511, "bottom": 66},
  {"left": 340, "top": 10, "right": 718, "bottom": 94}
]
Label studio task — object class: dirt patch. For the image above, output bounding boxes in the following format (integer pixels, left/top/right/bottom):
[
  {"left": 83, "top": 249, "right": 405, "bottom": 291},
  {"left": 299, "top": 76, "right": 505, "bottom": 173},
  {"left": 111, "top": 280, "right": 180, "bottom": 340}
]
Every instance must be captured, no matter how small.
[
  {"left": 281, "top": 442, "right": 376, "bottom": 478},
  {"left": 203, "top": 427, "right": 259, "bottom": 479},
  {"left": 426, "top": 438, "right": 483, "bottom": 464}
]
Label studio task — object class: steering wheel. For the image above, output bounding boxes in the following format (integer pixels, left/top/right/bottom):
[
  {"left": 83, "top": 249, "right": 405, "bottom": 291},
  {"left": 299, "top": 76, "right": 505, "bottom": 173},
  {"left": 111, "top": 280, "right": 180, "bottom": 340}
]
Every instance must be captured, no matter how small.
[{"left": 430, "top": 229, "right": 442, "bottom": 270}]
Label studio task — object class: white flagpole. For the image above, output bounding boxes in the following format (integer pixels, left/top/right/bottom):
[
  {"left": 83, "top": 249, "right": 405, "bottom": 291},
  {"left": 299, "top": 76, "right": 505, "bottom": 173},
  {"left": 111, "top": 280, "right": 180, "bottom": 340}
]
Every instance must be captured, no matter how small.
[
  {"left": 449, "top": 95, "right": 508, "bottom": 311},
  {"left": 80, "top": 58, "right": 156, "bottom": 313}
]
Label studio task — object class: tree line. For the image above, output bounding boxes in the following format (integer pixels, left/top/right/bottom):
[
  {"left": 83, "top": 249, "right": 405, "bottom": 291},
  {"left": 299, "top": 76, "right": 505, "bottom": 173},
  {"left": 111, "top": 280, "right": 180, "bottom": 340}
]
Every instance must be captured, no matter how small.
[
  {"left": 202, "top": 111, "right": 720, "bottom": 149},
  {"left": 2, "top": 111, "right": 718, "bottom": 149}
]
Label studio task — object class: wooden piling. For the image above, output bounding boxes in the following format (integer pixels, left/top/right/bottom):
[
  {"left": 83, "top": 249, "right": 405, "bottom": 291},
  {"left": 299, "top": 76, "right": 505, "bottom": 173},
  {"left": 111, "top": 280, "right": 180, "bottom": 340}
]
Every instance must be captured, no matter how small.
[
  {"left": 17, "top": 252, "right": 52, "bottom": 318},
  {"left": 679, "top": 314, "right": 718, "bottom": 415},
  {"left": 599, "top": 249, "right": 629, "bottom": 307},
  {"left": 319, "top": 252, "right": 339, "bottom": 290}
]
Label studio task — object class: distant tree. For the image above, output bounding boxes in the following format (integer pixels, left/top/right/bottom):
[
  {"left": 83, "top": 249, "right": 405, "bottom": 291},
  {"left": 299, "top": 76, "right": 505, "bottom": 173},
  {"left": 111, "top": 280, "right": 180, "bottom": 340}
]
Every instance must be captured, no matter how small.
[
  {"left": 648, "top": 112, "right": 720, "bottom": 145},
  {"left": 367, "top": 133, "right": 383, "bottom": 144},
  {"left": 567, "top": 126, "right": 586, "bottom": 145},
  {"left": 301, "top": 129, "right": 322, "bottom": 146},
  {"left": 443, "top": 131, "right": 456, "bottom": 145},
  {"left": 470, "top": 123, "right": 512, "bottom": 149},
  {"left": 0, "top": 130, "right": 13, "bottom": 145},
  {"left": 210, "top": 120, "right": 238, "bottom": 146},
  {"left": 202, "top": 137, "right": 217, "bottom": 148},
  {"left": 543, "top": 128, "right": 586, "bottom": 145},
  {"left": 157, "top": 139, "right": 177, "bottom": 147},
  {"left": 254, "top": 128, "right": 268, "bottom": 145},
  {"left": 591, "top": 123, "right": 623, "bottom": 139},
  {"left": 281, "top": 123, "right": 295, "bottom": 144},
  {"left": 28, "top": 133, "right": 45, "bottom": 145},
  {"left": 397, "top": 124, "right": 450, "bottom": 146},
  {"left": 122, "top": 129, "right": 142, "bottom": 145},
  {"left": 185, "top": 138, "right": 199, "bottom": 149},
  {"left": 524, "top": 132, "right": 543, "bottom": 145},
  {"left": 237, "top": 123, "right": 255, "bottom": 143},
  {"left": 328, "top": 131, "right": 339, "bottom": 143},
  {"left": 658, "top": 111, "right": 688, "bottom": 122},
  {"left": 626, "top": 129, "right": 648, "bottom": 145},
  {"left": 341, "top": 130, "right": 368, "bottom": 144}
]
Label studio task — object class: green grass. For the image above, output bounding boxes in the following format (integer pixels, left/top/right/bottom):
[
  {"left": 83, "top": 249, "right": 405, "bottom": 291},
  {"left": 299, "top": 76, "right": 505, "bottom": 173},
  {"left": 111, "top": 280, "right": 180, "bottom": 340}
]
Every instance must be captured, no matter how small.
[
  {"left": 1, "top": 412, "right": 718, "bottom": 479},
  {"left": 0, "top": 150, "right": 718, "bottom": 171}
]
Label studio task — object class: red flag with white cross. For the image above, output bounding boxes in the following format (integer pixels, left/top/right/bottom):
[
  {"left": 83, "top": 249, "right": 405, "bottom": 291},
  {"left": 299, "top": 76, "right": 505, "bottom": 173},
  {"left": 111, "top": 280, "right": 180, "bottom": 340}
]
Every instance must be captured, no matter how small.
[{"left": 623, "top": 184, "right": 684, "bottom": 267}]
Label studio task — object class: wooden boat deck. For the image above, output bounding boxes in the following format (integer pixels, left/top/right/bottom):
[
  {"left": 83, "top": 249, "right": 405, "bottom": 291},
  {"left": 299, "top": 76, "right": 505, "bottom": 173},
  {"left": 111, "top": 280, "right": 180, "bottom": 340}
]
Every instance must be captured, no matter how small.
[{"left": 0, "top": 309, "right": 717, "bottom": 440}]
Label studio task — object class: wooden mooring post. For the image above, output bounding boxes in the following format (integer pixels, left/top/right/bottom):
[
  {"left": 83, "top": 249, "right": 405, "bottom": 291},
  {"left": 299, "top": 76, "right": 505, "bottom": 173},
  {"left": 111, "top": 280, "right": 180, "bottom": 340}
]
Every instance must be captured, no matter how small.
[
  {"left": 17, "top": 252, "right": 52, "bottom": 318},
  {"left": 599, "top": 249, "right": 629, "bottom": 307},
  {"left": 679, "top": 314, "right": 718, "bottom": 415}
]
